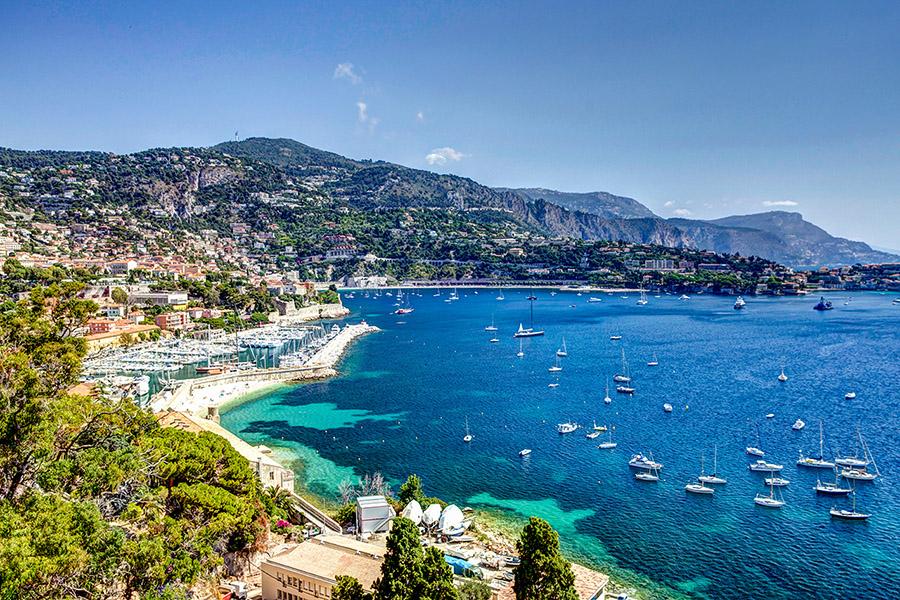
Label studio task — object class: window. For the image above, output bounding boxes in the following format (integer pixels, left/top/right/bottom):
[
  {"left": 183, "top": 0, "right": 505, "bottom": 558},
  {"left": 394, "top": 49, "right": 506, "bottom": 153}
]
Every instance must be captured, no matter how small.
[{"left": 270, "top": 471, "right": 275, "bottom": 480}]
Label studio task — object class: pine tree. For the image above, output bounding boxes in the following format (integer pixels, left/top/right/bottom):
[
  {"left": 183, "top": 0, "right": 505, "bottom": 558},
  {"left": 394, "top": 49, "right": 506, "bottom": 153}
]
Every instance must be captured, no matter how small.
[
  {"left": 333, "top": 575, "right": 372, "bottom": 600},
  {"left": 417, "top": 546, "right": 459, "bottom": 600},
  {"left": 375, "top": 517, "right": 424, "bottom": 600},
  {"left": 397, "top": 474, "right": 425, "bottom": 506},
  {"left": 513, "top": 517, "right": 578, "bottom": 600}
]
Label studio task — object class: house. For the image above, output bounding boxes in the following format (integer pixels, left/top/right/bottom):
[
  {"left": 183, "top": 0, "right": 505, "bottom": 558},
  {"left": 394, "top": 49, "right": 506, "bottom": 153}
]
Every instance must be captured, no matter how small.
[
  {"left": 87, "top": 318, "right": 116, "bottom": 335},
  {"left": 154, "top": 312, "right": 191, "bottom": 330},
  {"left": 260, "top": 536, "right": 384, "bottom": 600}
]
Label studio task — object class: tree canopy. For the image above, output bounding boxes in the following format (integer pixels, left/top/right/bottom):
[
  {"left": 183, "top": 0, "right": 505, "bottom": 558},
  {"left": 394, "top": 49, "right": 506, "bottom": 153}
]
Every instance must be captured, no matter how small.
[{"left": 513, "top": 517, "right": 578, "bottom": 600}]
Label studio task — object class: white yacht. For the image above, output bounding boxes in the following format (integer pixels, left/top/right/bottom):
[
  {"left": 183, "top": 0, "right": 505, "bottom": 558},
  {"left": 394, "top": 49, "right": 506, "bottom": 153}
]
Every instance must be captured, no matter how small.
[
  {"left": 815, "top": 476, "right": 851, "bottom": 496},
  {"left": 489, "top": 337, "right": 500, "bottom": 343},
  {"left": 792, "top": 419, "right": 806, "bottom": 431},
  {"left": 513, "top": 297, "right": 544, "bottom": 337},
  {"left": 603, "top": 381, "right": 613, "bottom": 404},
  {"left": 587, "top": 297, "right": 603, "bottom": 303},
  {"left": 834, "top": 456, "right": 868, "bottom": 469},
  {"left": 610, "top": 335, "right": 623, "bottom": 341},
  {"left": 699, "top": 446, "right": 727, "bottom": 485},
  {"left": 733, "top": 296, "right": 746, "bottom": 310},
  {"left": 518, "top": 448, "right": 532, "bottom": 457},
  {"left": 746, "top": 446, "right": 765, "bottom": 457},
  {"left": 484, "top": 315, "right": 498, "bottom": 332},
  {"left": 556, "top": 338, "right": 568, "bottom": 357},
  {"left": 635, "top": 468, "right": 660, "bottom": 482},
  {"left": 647, "top": 353, "right": 659, "bottom": 367},
  {"left": 840, "top": 468, "right": 877, "bottom": 481},
  {"left": 778, "top": 368, "right": 789, "bottom": 382},
  {"left": 663, "top": 403, "right": 673, "bottom": 413},
  {"left": 679, "top": 294, "right": 690, "bottom": 300},
  {"left": 616, "top": 385, "right": 635, "bottom": 395},
  {"left": 556, "top": 422, "right": 578, "bottom": 434},
  {"left": 629, "top": 453, "right": 663, "bottom": 470},
  {"left": 586, "top": 430, "right": 602, "bottom": 440},
  {"left": 516, "top": 339, "right": 524, "bottom": 358},
  {"left": 764, "top": 476, "right": 790, "bottom": 487},
  {"left": 548, "top": 357, "right": 563, "bottom": 373},
  {"left": 749, "top": 460, "right": 784, "bottom": 472},
  {"left": 496, "top": 289, "right": 505, "bottom": 301},
  {"left": 636, "top": 288, "right": 649, "bottom": 306},
  {"left": 844, "top": 391, "right": 856, "bottom": 400}
]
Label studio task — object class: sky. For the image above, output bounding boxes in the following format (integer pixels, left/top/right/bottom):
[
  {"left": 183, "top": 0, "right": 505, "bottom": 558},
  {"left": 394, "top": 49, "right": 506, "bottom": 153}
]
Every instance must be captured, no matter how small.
[{"left": 1, "top": 1, "right": 899, "bottom": 249}]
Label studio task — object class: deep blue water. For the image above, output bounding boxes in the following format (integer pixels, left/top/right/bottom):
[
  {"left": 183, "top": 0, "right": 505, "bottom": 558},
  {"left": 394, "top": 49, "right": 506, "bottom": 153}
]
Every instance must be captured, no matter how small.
[{"left": 222, "top": 289, "right": 900, "bottom": 599}]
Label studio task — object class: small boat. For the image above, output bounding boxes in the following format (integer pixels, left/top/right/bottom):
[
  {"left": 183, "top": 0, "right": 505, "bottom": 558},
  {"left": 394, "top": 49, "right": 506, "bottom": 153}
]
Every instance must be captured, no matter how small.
[
  {"left": 518, "top": 448, "right": 532, "bottom": 457},
  {"left": 813, "top": 296, "right": 834, "bottom": 311},
  {"left": 797, "top": 421, "right": 834, "bottom": 468},
  {"left": 841, "top": 468, "right": 877, "bottom": 481},
  {"left": 516, "top": 339, "right": 524, "bottom": 358},
  {"left": 603, "top": 381, "right": 613, "bottom": 404},
  {"left": 778, "top": 368, "right": 788, "bottom": 382},
  {"left": 685, "top": 481, "right": 714, "bottom": 494},
  {"left": 463, "top": 417, "right": 473, "bottom": 443},
  {"left": 587, "top": 297, "right": 603, "bottom": 303},
  {"left": 496, "top": 289, "right": 505, "bottom": 300},
  {"left": 489, "top": 338, "right": 500, "bottom": 343},
  {"left": 830, "top": 491, "right": 869, "bottom": 520},
  {"left": 746, "top": 447, "right": 766, "bottom": 457},
  {"left": 698, "top": 446, "right": 727, "bottom": 485},
  {"left": 513, "top": 323, "right": 544, "bottom": 338},
  {"left": 647, "top": 353, "right": 659, "bottom": 367},
  {"left": 764, "top": 476, "right": 790, "bottom": 487},
  {"left": 636, "top": 288, "right": 649, "bottom": 306},
  {"left": 749, "top": 460, "right": 784, "bottom": 472},
  {"left": 556, "top": 338, "right": 568, "bottom": 357},
  {"left": 616, "top": 385, "right": 635, "bottom": 395},
  {"left": 679, "top": 294, "right": 690, "bottom": 300},
  {"left": 548, "top": 357, "right": 563, "bottom": 373},
  {"left": 754, "top": 480, "right": 786, "bottom": 508},
  {"left": 556, "top": 422, "right": 578, "bottom": 434},
  {"left": 635, "top": 469, "right": 659, "bottom": 482},
  {"left": 484, "top": 315, "right": 498, "bottom": 332},
  {"left": 733, "top": 296, "right": 746, "bottom": 310},
  {"left": 834, "top": 456, "right": 868, "bottom": 469},
  {"left": 663, "top": 403, "right": 673, "bottom": 413},
  {"left": 613, "top": 348, "right": 631, "bottom": 382},
  {"left": 526, "top": 292, "right": 537, "bottom": 301},
  {"left": 548, "top": 382, "right": 560, "bottom": 388},
  {"left": 597, "top": 428, "right": 617, "bottom": 449},
  {"left": 766, "top": 413, "right": 775, "bottom": 419},
  {"left": 592, "top": 422, "right": 608, "bottom": 432},
  {"left": 586, "top": 430, "right": 601, "bottom": 440},
  {"left": 792, "top": 419, "right": 805, "bottom": 431},
  {"left": 815, "top": 478, "right": 851, "bottom": 496},
  {"left": 845, "top": 392, "right": 856, "bottom": 400},
  {"left": 610, "top": 335, "right": 622, "bottom": 341},
  {"left": 629, "top": 453, "right": 663, "bottom": 470}
]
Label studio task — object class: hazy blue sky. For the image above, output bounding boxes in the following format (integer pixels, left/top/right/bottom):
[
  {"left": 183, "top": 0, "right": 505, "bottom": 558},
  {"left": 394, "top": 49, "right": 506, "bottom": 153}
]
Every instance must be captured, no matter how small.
[{"left": 2, "top": 1, "right": 898, "bottom": 248}]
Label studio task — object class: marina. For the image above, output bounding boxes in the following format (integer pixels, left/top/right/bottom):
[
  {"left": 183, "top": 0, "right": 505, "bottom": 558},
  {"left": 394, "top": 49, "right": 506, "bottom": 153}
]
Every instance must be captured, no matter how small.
[{"left": 220, "top": 289, "right": 900, "bottom": 600}]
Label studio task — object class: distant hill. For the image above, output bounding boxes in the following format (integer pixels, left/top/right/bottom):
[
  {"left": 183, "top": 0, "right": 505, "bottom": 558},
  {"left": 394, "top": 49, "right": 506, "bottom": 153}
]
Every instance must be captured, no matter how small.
[
  {"left": 1, "top": 137, "right": 895, "bottom": 268},
  {"left": 498, "top": 188, "right": 656, "bottom": 219}
]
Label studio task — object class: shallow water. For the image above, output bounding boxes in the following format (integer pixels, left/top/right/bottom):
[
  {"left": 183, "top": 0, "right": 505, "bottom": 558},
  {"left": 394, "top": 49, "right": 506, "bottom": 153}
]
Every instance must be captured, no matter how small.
[{"left": 222, "top": 289, "right": 900, "bottom": 599}]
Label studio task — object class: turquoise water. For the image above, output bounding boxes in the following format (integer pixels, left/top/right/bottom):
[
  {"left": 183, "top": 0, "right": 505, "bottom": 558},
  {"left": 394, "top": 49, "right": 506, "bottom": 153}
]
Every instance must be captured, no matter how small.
[{"left": 222, "top": 290, "right": 900, "bottom": 599}]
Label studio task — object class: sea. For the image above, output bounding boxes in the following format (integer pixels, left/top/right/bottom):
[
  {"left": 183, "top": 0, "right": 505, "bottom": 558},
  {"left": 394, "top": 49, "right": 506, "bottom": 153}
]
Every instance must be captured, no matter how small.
[{"left": 221, "top": 289, "right": 900, "bottom": 599}]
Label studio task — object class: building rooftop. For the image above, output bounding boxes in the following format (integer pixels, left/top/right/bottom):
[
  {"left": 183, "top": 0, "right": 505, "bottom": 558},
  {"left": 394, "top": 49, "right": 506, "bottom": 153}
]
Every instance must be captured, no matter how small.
[{"left": 267, "top": 536, "right": 385, "bottom": 589}]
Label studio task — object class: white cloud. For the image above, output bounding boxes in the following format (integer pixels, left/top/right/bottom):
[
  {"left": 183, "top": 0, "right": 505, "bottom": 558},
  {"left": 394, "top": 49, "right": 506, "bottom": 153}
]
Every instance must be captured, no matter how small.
[
  {"left": 416, "top": 111, "right": 425, "bottom": 123},
  {"left": 673, "top": 208, "right": 692, "bottom": 217},
  {"left": 334, "top": 62, "right": 362, "bottom": 84},
  {"left": 425, "top": 147, "right": 467, "bottom": 165},
  {"left": 663, "top": 200, "right": 674, "bottom": 207},
  {"left": 762, "top": 200, "right": 799, "bottom": 207},
  {"left": 355, "top": 101, "right": 379, "bottom": 132}
]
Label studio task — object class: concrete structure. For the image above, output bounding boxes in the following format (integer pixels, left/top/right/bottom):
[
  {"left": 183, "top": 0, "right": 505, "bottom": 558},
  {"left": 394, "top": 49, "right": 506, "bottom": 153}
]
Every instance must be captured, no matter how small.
[
  {"left": 155, "top": 311, "right": 191, "bottom": 330},
  {"left": 355, "top": 495, "right": 395, "bottom": 535},
  {"left": 129, "top": 291, "right": 189, "bottom": 307},
  {"left": 260, "top": 536, "right": 384, "bottom": 600}
]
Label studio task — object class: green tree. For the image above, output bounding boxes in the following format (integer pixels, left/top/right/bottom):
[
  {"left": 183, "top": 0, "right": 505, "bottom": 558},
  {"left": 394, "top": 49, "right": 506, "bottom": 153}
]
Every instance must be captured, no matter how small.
[
  {"left": 375, "top": 517, "right": 424, "bottom": 600},
  {"left": 111, "top": 287, "right": 129, "bottom": 306},
  {"left": 513, "top": 517, "right": 578, "bottom": 600},
  {"left": 458, "top": 581, "right": 493, "bottom": 600},
  {"left": 418, "top": 546, "right": 459, "bottom": 600},
  {"left": 397, "top": 474, "right": 425, "bottom": 506},
  {"left": 333, "top": 575, "right": 373, "bottom": 600}
]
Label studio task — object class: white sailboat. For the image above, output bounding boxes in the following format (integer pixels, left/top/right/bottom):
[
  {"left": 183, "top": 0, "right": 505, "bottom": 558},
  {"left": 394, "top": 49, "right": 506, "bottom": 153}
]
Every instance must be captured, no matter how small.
[
  {"left": 513, "top": 297, "right": 544, "bottom": 337},
  {"left": 636, "top": 287, "right": 648, "bottom": 305},
  {"left": 778, "top": 367, "right": 789, "bottom": 382},
  {"left": 556, "top": 421, "right": 578, "bottom": 434},
  {"left": 686, "top": 454, "right": 715, "bottom": 494},
  {"left": 603, "top": 380, "right": 612, "bottom": 404},
  {"left": 754, "top": 478, "right": 786, "bottom": 508},
  {"left": 646, "top": 353, "right": 659, "bottom": 367},
  {"left": 792, "top": 419, "right": 806, "bottom": 431},
  {"left": 749, "top": 459, "right": 784, "bottom": 472},
  {"left": 613, "top": 348, "right": 631, "bottom": 383},
  {"left": 556, "top": 338, "right": 568, "bottom": 357},
  {"left": 797, "top": 421, "right": 835, "bottom": 468},
  {"left": 597, "top": 427, "right": 617, "bottom": 449},
  {"left": 496, "top": 288, "right": 505, "bottom": 301},
  {"left": 463, "top": 417, "right": 473, "bottom": 443},
  {"left": 815, "top": 469, "right": 851, "bottom": 495},
  {"left": 484, "top": 314, "right": 498, "bottom": 332},
  {"left": 516, "top": 339, "right": 524, "bottom": 358},
  {"left": 548, "top": 356, "right": 563, "bottom": 373},
  {"left": 830, "top": 489, "right": 870, "bottom": 520},
  {"left": 746, "top": 422, "right": 765, "bottom": 457},
  {"left": 699, "top": 445, "right": 727, "bottom": 484}
]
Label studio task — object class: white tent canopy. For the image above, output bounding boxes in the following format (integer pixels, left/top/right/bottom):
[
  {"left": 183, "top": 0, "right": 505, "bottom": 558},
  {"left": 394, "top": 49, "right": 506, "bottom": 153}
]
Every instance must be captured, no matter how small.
[
  {"left": 401, "top": 500, "right": 423, "bottom": 525},
  {"left": 438, "top": 504, "right": 464, "bottom": 533},
  {"left": 422, "top": 503, "right": 442, "bottom": 526}
]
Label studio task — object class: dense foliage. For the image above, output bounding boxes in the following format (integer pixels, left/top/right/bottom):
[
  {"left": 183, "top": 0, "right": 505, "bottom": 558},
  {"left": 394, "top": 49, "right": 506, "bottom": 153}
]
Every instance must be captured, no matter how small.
[
  {"left": 513, "top": 517, "right": 578, "bottom": 600},
  {"left": 0, "top": 284, "right": 275, "bottom": 599}
]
